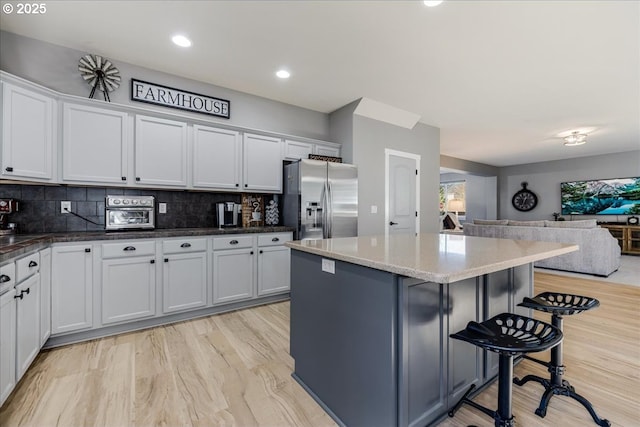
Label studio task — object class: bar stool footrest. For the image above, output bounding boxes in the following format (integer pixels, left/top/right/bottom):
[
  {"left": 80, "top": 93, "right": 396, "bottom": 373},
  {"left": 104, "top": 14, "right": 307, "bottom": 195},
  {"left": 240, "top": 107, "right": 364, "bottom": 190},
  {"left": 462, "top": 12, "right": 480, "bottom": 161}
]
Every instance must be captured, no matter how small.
[{"left": 448, "top": 384, "right": 515, "bottom": 427}]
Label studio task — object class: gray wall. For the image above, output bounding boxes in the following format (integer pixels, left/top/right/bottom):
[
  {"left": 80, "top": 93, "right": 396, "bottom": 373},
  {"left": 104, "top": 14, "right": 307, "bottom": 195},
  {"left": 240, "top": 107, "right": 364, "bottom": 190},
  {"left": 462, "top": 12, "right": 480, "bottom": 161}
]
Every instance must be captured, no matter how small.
[
  {"left": 440, "top": 173, "right": 497, "bottom": 222},
  {"left": 329, "top": 100, "right": 358, "bottom": 163},
  {"left": 440, "top": 155, "right": 499, "bottom": 177},
  {"left": 351, "top": 116, "right": 440, "bottom": 235},
  {"left": 0, "top": 31, "right": 329, "bottom": 140},
  {"left": 498, "top": 151, "right": 640, "bottom": 221}
]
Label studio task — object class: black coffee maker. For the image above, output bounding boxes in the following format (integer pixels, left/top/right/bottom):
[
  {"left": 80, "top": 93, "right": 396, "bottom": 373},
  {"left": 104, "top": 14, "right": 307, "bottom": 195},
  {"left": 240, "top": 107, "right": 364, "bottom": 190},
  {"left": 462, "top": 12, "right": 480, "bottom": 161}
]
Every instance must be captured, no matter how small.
[{"left": 216, "top": 202, "right": 240, "bottom": 228}]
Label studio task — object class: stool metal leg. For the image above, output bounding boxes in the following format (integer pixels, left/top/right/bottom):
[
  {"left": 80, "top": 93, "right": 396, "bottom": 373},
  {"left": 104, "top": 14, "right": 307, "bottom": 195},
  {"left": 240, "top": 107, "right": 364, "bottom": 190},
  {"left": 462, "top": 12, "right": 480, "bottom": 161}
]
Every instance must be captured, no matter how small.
[
  {"left": 513, "top": 314, "right": 611, "bottom": 427},
  {"left": 496, "top": 354, "right": 515, "bottom": 427}
]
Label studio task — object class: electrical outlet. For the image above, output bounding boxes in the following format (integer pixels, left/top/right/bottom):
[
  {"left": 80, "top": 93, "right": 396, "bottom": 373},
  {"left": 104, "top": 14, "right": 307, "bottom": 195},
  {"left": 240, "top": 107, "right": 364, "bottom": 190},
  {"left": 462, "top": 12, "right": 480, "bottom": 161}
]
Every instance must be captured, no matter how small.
[
  {"left": 321, "top": 258, "right": 335, "bottom": 274},
  {"left": 61, "top": 201, "right": 71, "bottom": 213},
  {"left": 159, "top": 203, "right": 167, "bottom": 214}
]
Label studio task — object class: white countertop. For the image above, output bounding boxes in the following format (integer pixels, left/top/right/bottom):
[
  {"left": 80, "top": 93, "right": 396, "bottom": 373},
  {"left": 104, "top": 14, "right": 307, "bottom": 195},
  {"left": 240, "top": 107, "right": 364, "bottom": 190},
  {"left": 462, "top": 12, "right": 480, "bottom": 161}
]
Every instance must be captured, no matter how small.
[{"left": 286, "top": 233, "right": 578, "bottom": 283}]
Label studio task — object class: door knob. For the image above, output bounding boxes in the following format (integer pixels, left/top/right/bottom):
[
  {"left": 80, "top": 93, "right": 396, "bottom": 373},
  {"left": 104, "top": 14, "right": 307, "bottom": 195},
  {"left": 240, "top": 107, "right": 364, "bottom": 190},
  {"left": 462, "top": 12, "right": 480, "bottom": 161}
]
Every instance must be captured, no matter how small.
[{"left": 389, "top": 221, "right": 398, "bottom": 226}]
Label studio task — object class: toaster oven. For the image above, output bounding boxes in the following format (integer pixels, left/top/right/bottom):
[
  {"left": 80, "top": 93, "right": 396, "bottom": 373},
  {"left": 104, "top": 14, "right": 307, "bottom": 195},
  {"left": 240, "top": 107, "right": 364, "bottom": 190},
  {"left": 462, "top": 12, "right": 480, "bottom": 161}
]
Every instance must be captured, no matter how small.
[{"left": 105, "top": 195, "right": 155, "bottom": 230}]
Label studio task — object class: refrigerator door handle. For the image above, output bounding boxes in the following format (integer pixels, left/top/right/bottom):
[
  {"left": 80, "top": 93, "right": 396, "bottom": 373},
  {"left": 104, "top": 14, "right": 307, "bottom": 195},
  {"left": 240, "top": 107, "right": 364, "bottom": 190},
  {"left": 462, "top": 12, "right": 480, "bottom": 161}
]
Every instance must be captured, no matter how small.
[
  {"left": 327, "top": 181, "right": 333, "bottom": 238},
  {"left": 320, "top": 182, "right": 328, "bottom": 238}
]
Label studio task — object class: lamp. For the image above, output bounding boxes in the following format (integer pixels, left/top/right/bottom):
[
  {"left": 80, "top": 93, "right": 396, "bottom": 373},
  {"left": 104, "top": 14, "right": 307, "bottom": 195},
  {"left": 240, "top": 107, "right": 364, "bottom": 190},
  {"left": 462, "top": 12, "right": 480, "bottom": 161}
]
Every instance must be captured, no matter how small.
[
  {"left": 563, "top": 131, "right": 587, "bottom": 146},
  {"left": 448, "top": 199, "right": 465, "bottom": 217}
]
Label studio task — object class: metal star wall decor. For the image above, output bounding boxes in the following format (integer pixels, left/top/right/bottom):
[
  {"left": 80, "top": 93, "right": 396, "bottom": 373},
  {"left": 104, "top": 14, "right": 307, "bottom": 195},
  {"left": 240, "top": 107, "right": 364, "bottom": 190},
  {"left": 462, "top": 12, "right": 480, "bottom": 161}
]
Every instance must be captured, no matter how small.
[{"left": 78, "top": 54, "right": 121, "bottom": 102}]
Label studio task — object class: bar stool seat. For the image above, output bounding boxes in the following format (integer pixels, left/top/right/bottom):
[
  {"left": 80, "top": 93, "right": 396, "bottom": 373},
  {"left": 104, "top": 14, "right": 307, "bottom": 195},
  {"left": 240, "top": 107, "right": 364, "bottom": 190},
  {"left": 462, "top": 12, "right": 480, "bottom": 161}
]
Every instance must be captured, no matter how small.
[
  {"left": 448, "top": 312, "right": 563, "bottom": 427},
  {"left": 514, "top": 292, "right": 610, "bottom": 427}
]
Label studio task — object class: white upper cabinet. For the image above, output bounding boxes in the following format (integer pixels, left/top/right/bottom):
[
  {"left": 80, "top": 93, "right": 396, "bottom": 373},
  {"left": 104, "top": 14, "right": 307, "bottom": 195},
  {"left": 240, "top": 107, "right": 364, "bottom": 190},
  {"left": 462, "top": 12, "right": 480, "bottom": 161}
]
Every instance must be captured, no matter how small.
[
  {"left": 62, "top": 103, "right": 129, "bottom": 184},
  {"left": 1, "top": 83, "right": 55, "bottom": 181},
  {"left": 314, "top": 143, "right": 340, "bottom": 158},
  {"left": 193, "top": 125, "right": 241, "bottom": 190},
  {"left": 243, "top": 133, "right": 283, "bottom": 193},
  {"left": 135, "top": 115, "right": 188, "bottom": 187},
  {"left": 284, "top": 140, "right": 313, "bottom": 161},
  {"left": 284, "top": 139, "right": 341, "bottom": 161}
]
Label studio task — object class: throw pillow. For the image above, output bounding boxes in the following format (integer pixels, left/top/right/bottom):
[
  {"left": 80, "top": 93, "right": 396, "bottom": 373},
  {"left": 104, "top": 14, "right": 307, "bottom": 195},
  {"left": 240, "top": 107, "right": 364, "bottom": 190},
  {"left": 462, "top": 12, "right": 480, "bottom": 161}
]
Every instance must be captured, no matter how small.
[
  {"left": 473, "top": 219, "right": 509, "bottom": 225},
  {"left": 507, "top": 220, "right": 545, "bottom": 227},
  {"left": 544, "top": 219, "right": 598, "bottom": 229}
]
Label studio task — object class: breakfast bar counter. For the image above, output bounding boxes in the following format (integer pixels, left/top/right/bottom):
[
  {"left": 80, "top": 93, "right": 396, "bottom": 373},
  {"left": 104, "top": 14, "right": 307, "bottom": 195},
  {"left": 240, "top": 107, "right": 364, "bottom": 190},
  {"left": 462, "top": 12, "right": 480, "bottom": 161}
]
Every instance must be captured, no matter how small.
[{"left": 285, "top": 233, "right": 577, "bottom": 427}]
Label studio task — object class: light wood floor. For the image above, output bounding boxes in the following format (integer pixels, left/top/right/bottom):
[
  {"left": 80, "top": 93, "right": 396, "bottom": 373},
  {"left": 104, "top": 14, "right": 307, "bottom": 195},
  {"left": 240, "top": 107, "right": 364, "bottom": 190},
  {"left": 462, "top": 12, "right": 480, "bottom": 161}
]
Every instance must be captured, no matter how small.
[{"left": 1, "top": 272, "right": 638, "bottom": 427}]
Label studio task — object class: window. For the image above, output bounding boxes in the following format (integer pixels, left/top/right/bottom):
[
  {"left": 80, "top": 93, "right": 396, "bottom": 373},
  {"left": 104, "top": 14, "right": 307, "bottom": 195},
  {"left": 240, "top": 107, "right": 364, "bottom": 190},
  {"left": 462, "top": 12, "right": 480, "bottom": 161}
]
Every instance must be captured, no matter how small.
[{"left": 439, "top": 181, "right": 466, "bottom": 216}]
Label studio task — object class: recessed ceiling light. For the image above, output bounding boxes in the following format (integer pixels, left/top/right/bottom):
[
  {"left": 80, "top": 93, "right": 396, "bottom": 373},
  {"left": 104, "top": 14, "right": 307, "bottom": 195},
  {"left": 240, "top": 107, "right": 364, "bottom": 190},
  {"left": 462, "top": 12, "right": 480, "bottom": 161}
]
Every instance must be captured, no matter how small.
[
  {"left": 172, "top": 35, "right": 192, "bottom": 48},
  {"left": 423, "top": 1, "right": 443, "bottom": 7},
  {"left": 276, "top": 69, "right": 291, "bottom": 79}
]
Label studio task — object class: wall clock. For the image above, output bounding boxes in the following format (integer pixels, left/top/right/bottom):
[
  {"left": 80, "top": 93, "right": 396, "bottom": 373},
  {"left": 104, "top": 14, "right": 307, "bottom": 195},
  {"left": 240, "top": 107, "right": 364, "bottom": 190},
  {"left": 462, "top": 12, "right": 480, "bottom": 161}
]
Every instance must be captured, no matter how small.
[
  {"left": 78, "top": 54, "right": 121, "bottom": 102},
  {"left": 512, "top": 182, "right": 538, "bottom": 212}
]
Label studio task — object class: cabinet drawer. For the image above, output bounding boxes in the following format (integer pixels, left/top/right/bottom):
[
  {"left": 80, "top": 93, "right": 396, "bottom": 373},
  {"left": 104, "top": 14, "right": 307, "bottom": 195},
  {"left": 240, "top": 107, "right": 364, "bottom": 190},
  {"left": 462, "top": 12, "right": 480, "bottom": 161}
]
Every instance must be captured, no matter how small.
[
  {"left": 0, "top": 262, "right": 16, "bottom": 293},
  {"left": 102, "top": 241, "right": 155, "bottom": 258},
  {"left": 212, "top": 235, "right": 254, "bottom": 250},
  {"left": 258, "top": 232, "right": 293, "bottom": 247},
  {"left": 16, "top": 252, "right": 40, "bottom": 283},
  {"left": 163, "top": 238, "right": 207, "bottom": 254}
]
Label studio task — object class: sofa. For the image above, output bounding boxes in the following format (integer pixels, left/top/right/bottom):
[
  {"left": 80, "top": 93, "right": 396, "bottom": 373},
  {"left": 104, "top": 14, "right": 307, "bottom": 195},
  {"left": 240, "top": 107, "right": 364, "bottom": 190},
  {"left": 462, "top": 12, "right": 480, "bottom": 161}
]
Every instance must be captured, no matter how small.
[{"left": 463, "top": 219, "right": 621, "bottom": 277}]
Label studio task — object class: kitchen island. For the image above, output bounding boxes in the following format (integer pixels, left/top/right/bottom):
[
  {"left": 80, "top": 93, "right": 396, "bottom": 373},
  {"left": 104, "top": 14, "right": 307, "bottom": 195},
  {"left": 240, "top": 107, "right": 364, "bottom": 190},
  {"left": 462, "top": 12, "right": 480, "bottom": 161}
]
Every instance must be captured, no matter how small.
[{"left": 285, "top": 233, "right": 578, "bottom": 427}]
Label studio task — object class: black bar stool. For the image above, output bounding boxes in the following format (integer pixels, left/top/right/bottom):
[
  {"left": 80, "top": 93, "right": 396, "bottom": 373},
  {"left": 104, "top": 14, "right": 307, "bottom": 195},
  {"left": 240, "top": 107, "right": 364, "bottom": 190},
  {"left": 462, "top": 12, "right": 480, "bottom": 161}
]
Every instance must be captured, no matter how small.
[
  {"left": 448, "top": 312, "right": 563, "bottom": 427},
  {"left": 514, "top": 292, "right": 610, "bottom": 427}
]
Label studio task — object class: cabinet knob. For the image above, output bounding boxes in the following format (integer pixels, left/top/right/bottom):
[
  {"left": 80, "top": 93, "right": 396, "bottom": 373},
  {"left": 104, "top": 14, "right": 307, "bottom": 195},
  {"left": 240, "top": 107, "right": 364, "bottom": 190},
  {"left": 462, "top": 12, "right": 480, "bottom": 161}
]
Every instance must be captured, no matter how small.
[
  {"left": 136, "top": 177, "right": 141, "bottom": 181},
  {"left": 164, "top": 258, "right": 169, "bottom": 263},
  {"left": 244, "top": 184, "right": 248, "bottom": 188},
  {"left": 28, "top": 260, "right": 38, "bottom": 268},
  {"left": 121, "top": 176, "right": 127, "bottom": 181},
  {"left": 5, "top": 166, "right": 13, "bottom": 172},
  {"left": 259, "top": 250, "right": 263, "bottom": 254},
  {"left": 150, "top": 259, "right": 155, "bottom": 264},
  {"left": 85, "top": 248, "right": 91, "bottom": 253},
  {"left": 250, "top": 251, "right": 254, "bottom": 255},
  {"left": 235, "top": 183, "right": 239, "bottom": 187},
  {"left": 0, "top": 274, "right": 10, "bottom": 283},
  {"left": 180, "top": 242, "right": 191, "bottom": 248}
]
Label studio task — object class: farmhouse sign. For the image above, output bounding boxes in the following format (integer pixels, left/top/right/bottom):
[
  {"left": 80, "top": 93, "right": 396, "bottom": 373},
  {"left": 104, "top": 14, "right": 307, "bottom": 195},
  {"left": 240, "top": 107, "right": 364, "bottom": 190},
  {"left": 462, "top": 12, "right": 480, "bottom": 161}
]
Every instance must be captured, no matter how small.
[{"left": 131, "top": 79, "right": 230, "bottom": 119}]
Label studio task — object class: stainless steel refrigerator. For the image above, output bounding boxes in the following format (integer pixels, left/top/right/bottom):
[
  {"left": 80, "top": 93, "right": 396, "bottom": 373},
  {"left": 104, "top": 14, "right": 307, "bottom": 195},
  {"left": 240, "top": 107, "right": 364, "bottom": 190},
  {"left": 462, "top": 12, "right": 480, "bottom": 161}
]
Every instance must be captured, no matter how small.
[{"left": 283, "top": 159, "right": 358, "bottom": 240}]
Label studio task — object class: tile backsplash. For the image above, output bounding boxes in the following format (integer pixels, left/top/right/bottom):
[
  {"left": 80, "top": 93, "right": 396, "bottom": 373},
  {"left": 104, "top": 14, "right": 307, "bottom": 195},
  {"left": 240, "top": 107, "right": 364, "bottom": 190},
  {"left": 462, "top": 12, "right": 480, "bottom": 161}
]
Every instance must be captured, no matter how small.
[{"left": 1, "top": 183, "right": 277, "bottom": 234}]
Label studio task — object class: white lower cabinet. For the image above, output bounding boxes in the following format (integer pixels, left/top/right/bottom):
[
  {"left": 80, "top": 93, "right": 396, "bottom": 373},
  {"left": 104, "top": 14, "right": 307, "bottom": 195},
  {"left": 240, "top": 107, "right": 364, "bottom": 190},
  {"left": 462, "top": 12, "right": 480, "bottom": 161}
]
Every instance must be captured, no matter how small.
[
  {"left": 212, "top": 233, "right": 292, "bottom": 303},
  {"left": 162, "top": 238, "right": 208, "bottom": 313},
  {"left": 51, "top": 244, "right": 93, "bottom": 334},
  {"left": 101, "top": 243, "right": 156, "bottom": 325},
  {"left": 0, "top": 288, "right": 17, "bottom": 406},
  {"left": 15, "top": 273, "right": 41, "bottom": 380},
  {"left": 212, "top": 247, "right": 255, "bottom": 304},
  {"left": 258, "top": 246, "right": 291, "bottom": 296}
]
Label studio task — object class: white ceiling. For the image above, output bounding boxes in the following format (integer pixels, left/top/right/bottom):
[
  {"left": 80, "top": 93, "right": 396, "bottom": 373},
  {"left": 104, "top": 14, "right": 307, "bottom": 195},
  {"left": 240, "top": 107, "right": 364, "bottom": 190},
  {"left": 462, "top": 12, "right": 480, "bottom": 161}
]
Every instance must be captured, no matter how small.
[{"left": 1, "top": 0, "right": 639, "bottom": 167}]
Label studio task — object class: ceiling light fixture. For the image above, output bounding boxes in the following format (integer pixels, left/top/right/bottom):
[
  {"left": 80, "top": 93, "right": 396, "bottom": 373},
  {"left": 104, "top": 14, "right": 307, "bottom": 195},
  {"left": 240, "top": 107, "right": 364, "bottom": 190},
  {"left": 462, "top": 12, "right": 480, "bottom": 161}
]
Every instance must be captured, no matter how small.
[
  {"left": 276, "top": 69, "right": 290, "bottom": 79},
  {"left": 563, "top": 131, "right": 587, "bottom": 146},
  {"left": 172, "top": 35, "right": 192, "bottom": 48},
  {"left": 423, "top": 1, "right": 444, "bottom": 7}
]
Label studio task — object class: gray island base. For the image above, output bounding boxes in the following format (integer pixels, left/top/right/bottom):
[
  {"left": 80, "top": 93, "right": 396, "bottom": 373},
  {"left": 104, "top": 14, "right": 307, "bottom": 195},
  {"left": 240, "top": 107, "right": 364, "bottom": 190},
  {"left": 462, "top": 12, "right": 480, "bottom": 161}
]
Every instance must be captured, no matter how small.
[{"left": 286, "top": 233, "right": 577, "bottom": 427}]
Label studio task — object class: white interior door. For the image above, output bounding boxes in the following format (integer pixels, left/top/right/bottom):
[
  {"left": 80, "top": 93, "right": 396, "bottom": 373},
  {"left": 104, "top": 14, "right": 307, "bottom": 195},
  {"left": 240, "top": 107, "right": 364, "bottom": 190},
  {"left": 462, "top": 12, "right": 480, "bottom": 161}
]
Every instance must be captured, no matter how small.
[{"left": 386, "top": 149, "right": 420, "bottom": 235}]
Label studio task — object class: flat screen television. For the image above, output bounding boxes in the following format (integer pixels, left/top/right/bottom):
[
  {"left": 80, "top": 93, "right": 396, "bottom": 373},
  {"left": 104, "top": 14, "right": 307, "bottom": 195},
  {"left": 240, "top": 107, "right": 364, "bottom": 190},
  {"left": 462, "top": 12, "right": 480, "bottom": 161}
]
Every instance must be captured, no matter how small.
[{"left": 561, "top": 177, "right": 640, "bottom": 215}]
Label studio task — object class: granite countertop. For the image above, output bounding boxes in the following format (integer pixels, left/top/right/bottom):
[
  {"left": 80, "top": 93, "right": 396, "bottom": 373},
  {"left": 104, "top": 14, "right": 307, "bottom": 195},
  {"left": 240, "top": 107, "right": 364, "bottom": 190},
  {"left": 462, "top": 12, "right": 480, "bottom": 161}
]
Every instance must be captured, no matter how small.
[
  {"left": 286, "top": 233, "right": 578, "bottom": 284},
  {"left": 0, "top": 226, "right": 295, "bottom": 262}
]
